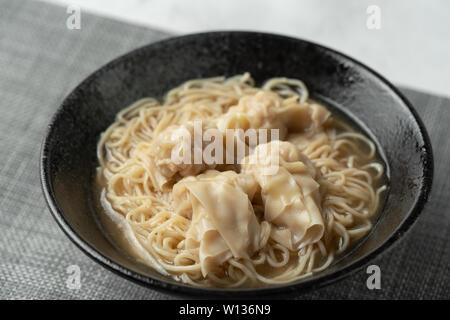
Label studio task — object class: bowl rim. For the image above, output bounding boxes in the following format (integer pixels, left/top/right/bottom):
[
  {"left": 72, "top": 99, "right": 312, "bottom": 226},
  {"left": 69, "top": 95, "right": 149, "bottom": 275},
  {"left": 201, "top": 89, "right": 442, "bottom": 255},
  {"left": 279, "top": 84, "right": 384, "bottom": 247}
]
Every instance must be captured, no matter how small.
[{"left": 40, "top": 30, "right": 434, "bottom": 297}]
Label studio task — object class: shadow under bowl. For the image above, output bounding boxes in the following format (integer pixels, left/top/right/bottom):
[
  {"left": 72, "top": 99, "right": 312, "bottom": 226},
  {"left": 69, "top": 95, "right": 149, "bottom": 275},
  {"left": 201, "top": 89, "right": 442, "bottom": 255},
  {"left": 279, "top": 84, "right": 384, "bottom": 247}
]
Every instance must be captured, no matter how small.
[{"left": 40, "top": 31, "right": 433, "bottom": 298}]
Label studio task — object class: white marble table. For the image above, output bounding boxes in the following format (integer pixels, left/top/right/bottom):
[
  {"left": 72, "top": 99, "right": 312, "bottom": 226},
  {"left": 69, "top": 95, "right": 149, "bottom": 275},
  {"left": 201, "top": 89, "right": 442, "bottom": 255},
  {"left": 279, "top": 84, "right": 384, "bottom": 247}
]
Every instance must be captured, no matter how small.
[{"left": 40, "top": 0, "right": 450, "bottom": 97}]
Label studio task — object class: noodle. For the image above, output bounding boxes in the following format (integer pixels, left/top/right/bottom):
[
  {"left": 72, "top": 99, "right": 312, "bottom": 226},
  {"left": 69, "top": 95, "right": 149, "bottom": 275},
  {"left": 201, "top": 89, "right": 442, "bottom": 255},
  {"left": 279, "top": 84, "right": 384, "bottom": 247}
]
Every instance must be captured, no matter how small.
[{"left": 96, "top": 73, "right": 386, "bottom": 287}]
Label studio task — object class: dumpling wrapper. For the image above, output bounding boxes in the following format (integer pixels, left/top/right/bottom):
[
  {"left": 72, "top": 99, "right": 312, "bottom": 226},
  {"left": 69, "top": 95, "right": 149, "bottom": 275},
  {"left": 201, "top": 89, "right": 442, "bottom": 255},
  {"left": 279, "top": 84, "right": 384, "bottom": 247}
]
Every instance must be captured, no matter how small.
[
  {"left": 216, "top": 91, "right": 287, "bottom": 140},
  {"left": 143, "top": 121, "right": 217, "bottom": 191},
  {"left": 276, "top": 102, "right": 331, "bottom": 134},
  {"left": 217, "top": 91, "right": 330, "bottom": 140},
  {"left": 242, "top": 141, "right": 324, "bottom": 250},
  {"left": 173, "top": 170, "right": 260, "bottom": 276}
]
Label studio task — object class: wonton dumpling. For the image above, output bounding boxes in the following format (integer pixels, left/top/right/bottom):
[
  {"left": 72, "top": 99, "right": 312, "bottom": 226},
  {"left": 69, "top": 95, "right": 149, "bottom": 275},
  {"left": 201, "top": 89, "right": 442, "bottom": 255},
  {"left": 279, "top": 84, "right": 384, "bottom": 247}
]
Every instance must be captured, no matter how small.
[
  {"left": 172, "top": 170, "right": 260, "bottom": 276},
  {"left": 217, "top": 91, "right": 287, "bottom": 140},
  {"left": 276, "top": 102, "right": 331, "bottom": 134},
  {"left": 143, "top": 121, "right": 217, "bottom": 191},
  {"left": 217, "top": 91, "right": 330, "bottom": 143},
  {"left": 241, "top": 141, "right": 324, "bottom": 250}
]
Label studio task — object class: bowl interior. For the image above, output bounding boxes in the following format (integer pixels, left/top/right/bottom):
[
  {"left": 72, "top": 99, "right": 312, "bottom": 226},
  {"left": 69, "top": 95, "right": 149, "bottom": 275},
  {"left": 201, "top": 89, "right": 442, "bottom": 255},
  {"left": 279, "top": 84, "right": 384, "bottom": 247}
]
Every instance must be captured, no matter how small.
[{"left": 41, "top": 32, "right": 432, "bottom": 297}]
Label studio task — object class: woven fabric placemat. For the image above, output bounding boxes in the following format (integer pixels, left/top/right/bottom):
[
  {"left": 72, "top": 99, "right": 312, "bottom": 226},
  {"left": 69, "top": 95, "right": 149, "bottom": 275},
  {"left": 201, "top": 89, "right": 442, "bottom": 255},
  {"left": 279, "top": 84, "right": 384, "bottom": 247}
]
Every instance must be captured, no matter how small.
[{"left": 0, "top": 0, "right": 448, "bottom": 299}]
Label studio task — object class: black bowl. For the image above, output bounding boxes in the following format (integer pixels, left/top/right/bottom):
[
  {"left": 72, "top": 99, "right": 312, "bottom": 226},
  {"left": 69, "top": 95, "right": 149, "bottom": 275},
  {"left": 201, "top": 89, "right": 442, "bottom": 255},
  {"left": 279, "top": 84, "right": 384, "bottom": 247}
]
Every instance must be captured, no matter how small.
[{"left": 40, "top": 31, "right": 433, "bottom": 298}]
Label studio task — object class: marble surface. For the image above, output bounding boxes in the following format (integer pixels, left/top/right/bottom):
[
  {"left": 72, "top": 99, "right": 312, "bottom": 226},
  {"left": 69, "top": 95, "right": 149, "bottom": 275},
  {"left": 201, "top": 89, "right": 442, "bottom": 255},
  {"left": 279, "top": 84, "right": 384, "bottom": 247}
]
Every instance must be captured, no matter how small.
[{"left": 39, "top": 0, "right": 450, "bottom": 97}]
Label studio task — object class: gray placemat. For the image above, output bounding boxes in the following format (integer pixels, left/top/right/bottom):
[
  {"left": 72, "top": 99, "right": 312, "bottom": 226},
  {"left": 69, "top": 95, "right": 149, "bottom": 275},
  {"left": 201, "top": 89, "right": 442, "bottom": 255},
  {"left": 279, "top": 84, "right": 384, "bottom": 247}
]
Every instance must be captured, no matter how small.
[{"left": 0, "top": 0, "right": 448, "bottom": 300}]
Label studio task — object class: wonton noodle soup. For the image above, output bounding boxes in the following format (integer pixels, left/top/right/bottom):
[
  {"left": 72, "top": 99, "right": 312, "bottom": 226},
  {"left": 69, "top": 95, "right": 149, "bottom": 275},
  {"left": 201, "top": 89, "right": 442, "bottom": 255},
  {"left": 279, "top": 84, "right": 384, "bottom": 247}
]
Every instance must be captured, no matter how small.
[{"left": 95, "top": 73, "right": 386, "bottom": 287}]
